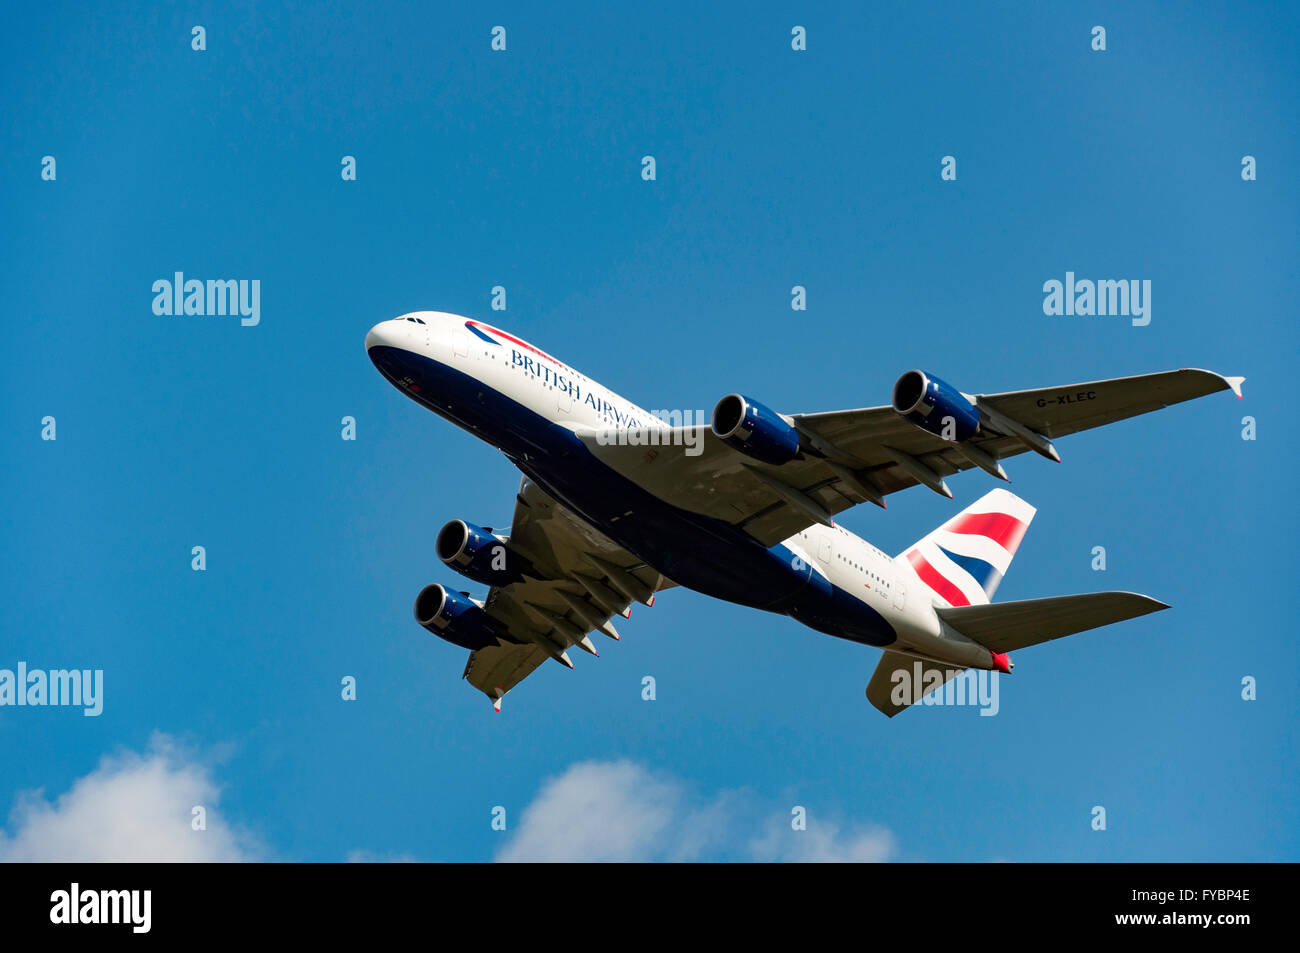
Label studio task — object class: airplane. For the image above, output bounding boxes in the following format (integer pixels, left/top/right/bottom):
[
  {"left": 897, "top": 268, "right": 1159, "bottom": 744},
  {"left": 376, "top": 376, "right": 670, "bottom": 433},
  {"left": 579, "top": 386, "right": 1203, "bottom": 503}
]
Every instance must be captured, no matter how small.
[{"left": 365, "top": 311, "right": 1244, "bottom": 716}]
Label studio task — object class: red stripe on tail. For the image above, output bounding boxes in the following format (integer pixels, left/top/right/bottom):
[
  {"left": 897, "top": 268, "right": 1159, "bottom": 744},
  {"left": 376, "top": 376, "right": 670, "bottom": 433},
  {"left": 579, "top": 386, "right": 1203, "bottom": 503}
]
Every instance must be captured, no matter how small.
[
  {"left": 947, "top": 511, "right": 1029, "bottom": 553},
  {"left": 905, "top": 550, "right": 971, "bottom": 607}
]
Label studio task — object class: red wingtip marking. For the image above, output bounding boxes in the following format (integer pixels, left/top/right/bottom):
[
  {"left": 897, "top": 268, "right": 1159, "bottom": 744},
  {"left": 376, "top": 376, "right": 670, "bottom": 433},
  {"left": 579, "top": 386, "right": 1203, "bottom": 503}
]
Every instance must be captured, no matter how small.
[{"left": 990, "top": 651, "right": 1012, "bottom": 674}]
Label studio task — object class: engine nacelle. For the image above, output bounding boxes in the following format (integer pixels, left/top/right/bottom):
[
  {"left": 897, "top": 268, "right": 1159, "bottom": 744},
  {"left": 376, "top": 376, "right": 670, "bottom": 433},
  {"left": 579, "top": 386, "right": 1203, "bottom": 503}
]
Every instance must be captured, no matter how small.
[
  {"left": 413, "top": 583, "right": 499, "bottom": 651},
  {"left": 436, "top": 519, "right": 525, "bottom": 587},
  {"left": 711, "top": 393, "right": 801, "bottom": 465},
  {"left": 891, "top": 370, "right": 980, "bottom": 442}
]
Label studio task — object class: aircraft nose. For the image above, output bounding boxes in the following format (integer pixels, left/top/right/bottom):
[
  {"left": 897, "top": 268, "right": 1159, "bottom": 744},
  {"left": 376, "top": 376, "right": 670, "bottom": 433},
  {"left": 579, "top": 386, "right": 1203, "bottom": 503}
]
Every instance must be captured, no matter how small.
[{"left": 365, "top": 320, "right": 398, "bottom": 352}]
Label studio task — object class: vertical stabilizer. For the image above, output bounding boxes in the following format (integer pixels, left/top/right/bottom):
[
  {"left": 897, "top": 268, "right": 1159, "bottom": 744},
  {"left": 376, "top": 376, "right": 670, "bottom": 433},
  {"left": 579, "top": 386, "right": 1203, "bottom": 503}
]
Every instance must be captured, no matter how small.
[{"left": 897, "top": 488, "right": 1036, "bottom": 606}]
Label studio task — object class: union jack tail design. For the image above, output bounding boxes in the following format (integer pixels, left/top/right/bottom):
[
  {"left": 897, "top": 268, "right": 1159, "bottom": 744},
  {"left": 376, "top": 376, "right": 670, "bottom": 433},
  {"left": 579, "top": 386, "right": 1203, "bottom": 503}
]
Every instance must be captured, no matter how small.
[{"left": 897, "top": 488, "right": 1036, "bottom": 607}]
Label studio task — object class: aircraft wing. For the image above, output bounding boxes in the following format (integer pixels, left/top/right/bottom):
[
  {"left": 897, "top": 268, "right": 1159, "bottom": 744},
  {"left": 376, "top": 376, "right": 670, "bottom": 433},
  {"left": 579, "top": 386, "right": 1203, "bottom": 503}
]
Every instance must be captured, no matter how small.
[
  {"left": 579, "top": 368, "right": 1243, "bottom": 547},
  {"left": 460, "top": 476, "right": 671, "bottom": 709}
]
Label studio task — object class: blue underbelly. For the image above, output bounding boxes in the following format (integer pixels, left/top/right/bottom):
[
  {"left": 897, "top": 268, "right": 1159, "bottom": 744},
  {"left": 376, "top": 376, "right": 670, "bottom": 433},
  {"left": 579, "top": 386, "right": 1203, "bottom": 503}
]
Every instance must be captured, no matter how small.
[{"left": 369, "top": 346, "right": 896, "bottom": 647}]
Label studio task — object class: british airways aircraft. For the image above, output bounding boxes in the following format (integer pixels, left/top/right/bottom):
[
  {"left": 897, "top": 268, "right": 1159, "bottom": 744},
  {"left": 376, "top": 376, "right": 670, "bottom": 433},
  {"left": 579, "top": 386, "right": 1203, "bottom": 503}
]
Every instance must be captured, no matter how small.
[{"left": 366, "top": 312, "right": 1243, "bottom": 715}]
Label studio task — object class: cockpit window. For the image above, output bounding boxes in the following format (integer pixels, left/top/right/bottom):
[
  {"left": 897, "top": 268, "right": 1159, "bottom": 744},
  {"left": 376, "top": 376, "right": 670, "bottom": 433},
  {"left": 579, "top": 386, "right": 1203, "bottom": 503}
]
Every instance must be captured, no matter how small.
[{"left": 403, "top": 317, "right": 427, "bottom": 325}]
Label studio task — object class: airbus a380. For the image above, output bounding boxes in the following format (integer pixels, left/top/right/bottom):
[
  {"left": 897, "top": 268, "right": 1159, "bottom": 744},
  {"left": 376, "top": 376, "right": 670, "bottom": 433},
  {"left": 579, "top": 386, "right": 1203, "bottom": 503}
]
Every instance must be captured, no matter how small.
[{"left": 366, "top": 312, "right": 1243, "bottom": 716}]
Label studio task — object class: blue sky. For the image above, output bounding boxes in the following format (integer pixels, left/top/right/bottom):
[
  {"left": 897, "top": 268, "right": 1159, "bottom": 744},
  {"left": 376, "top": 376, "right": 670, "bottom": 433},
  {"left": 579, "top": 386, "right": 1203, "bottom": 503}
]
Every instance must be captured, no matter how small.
[{"left": 1, "top": 0, "right": 1296, "bottom": 861}]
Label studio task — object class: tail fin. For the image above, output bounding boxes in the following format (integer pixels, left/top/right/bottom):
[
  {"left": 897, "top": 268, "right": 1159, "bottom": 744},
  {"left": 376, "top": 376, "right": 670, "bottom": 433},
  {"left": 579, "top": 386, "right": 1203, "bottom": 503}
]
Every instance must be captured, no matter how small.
[{"left": 897, "top": 488, "right": 1036, "bottom": 607}]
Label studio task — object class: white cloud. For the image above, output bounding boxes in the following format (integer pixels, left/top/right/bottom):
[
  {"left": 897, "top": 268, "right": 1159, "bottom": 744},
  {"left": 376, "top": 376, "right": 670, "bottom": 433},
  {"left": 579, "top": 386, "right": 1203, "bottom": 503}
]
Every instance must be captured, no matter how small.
[
  {"left": 749, "top": 814, "right": 895, "bottom": 863},
  {"left": 0, "top": 732, "right": 260, "bottom": 862},
  {"left": 496, "top": 759, "right": 896, "bottom": 863},
  {"left": 0, "top": 746, "right": 895, "bottom": 863}
]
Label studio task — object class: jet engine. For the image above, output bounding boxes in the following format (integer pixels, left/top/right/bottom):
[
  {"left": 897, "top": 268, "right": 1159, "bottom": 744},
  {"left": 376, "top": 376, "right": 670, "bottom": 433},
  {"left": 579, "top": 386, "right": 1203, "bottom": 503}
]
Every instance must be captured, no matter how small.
[
  {"left": 710, "top": 393, "right": 801, "bottom": 465},
  {"left": 891, "top": 370, "right": 980, "bottom": 442},
  {"left": 413, "top": 583, "right": 499, "bottom": 651},
  {"left": 435, "top": 519, "right": 527, "bottom": 587}
]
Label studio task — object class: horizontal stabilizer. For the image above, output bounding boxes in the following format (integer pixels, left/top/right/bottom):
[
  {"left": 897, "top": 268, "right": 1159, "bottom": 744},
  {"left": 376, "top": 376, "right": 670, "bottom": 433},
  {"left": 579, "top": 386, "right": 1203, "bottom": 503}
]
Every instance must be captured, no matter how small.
[
  {"left": 935, "top": 591, "right": 1169, "bottom": 654},
  {"left": 866, "top": 651, "right": 969, "bottom": 718}
]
